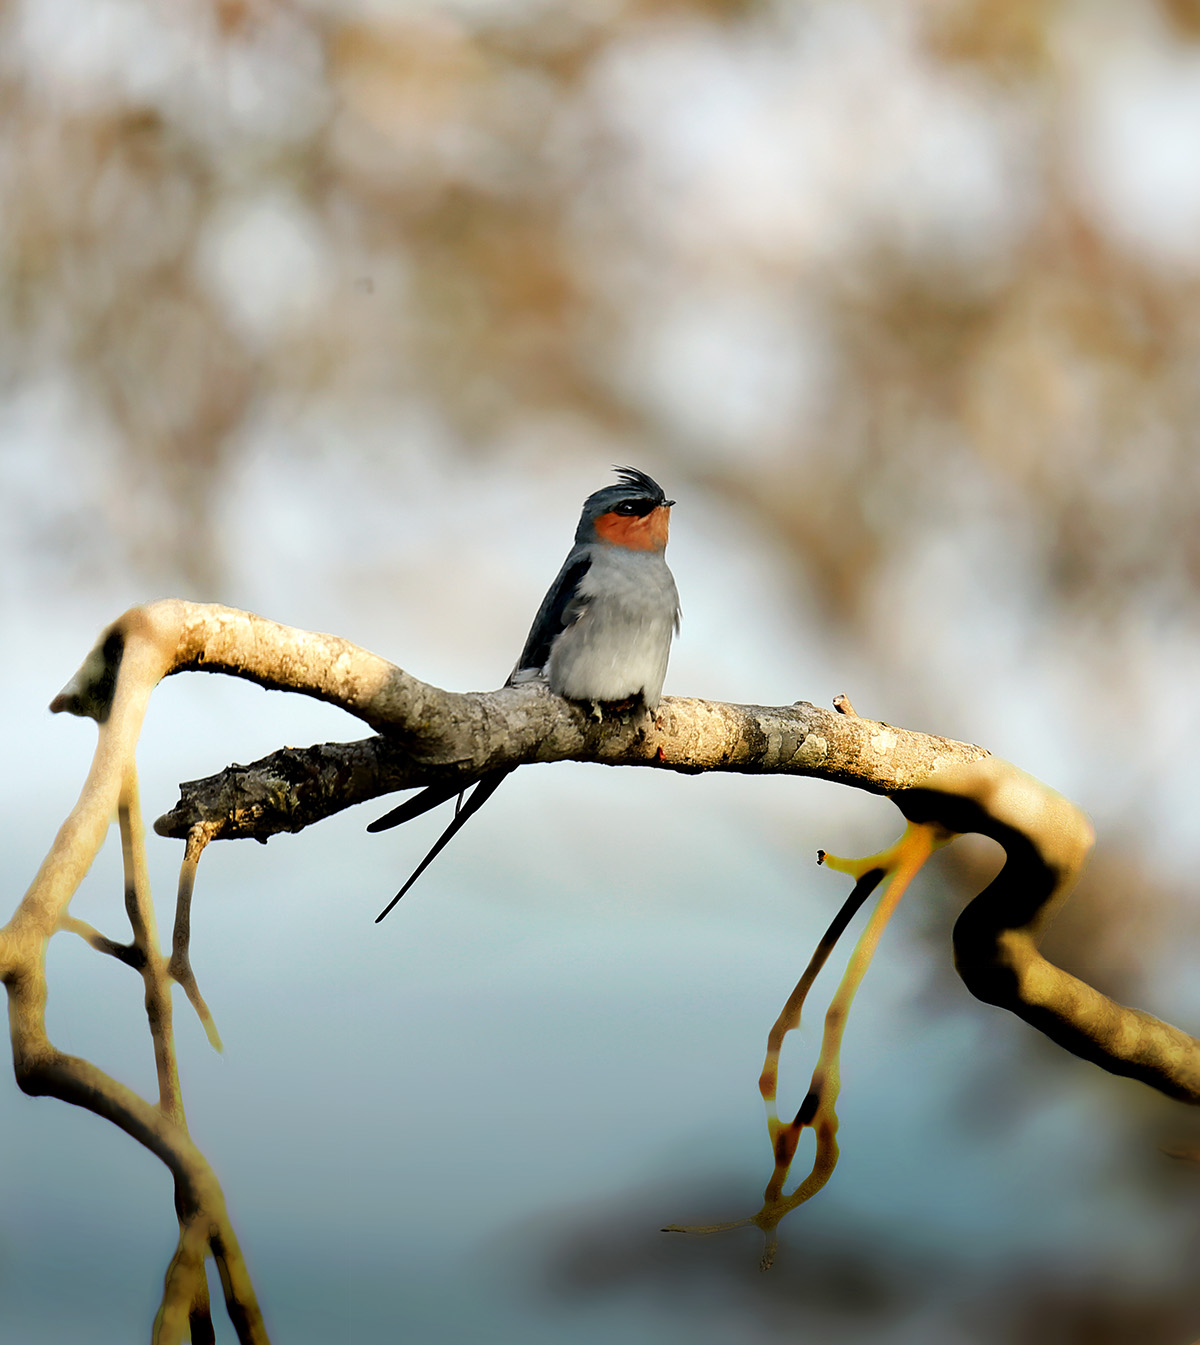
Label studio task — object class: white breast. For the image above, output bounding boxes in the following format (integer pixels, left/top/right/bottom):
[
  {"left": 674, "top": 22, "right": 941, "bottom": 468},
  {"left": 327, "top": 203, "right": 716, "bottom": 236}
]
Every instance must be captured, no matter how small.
[{"left": 547, "top": 546, "right": 680, "bottom": 710}]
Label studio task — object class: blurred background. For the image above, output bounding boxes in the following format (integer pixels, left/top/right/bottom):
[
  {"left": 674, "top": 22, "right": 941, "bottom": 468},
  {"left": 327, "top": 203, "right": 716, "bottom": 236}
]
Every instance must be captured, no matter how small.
[{"left": 4, "top": 0, "right": 1200, "bottom": 1340}]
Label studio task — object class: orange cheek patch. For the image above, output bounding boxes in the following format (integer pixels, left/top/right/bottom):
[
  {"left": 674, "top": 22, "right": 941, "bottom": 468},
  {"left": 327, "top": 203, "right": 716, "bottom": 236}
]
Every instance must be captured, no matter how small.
[{"left": 595, "top": 506, "right": 671, "bottom": 551}]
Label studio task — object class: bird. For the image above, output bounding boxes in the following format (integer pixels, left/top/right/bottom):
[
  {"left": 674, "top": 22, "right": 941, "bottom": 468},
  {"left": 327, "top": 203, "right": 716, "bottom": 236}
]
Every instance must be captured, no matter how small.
[{"left": 369, "top": 466, "right": 680, "bottom": 921}]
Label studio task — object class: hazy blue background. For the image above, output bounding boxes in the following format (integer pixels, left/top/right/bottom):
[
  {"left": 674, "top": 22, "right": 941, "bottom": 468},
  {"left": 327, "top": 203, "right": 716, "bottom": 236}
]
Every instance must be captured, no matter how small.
[{"left": 4, "top": 1, "right": 1200, "bottom": 1341}]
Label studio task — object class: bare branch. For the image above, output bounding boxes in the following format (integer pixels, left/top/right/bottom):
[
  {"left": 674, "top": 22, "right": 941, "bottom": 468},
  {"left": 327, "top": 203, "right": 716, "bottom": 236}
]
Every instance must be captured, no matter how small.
[
  {"left": 42, "top": 600, "right": 992, "bottom": 840},
  {"left": 57, "top": 915, "right": 142, "bottom": 967},
  {"left": 898, "top": 762, "right": 1200, "bottom": 1103},
  {"left": 152, "top": 701, "right": 991, "bottom": 842},
  {"left": 168, "top": 827, "right": 222, "bottom": 1052},
  {"left": 60, "top": 599, "right": 1184, "bottom": 1111},
  {"left": 2, "top": 601, "right": 269, "bottom": 1341},
  {"left": 13, "top": 597, "right": 1200, "bottom": 1320}
]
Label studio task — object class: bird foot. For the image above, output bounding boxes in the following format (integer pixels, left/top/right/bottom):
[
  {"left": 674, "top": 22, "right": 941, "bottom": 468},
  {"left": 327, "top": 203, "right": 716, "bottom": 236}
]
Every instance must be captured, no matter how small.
[
  {"left": 605, "top": 695, "right": 642, "bottom": 714},
  {"left": 586, "top": 695, "right": 643, "bottom": 720}
]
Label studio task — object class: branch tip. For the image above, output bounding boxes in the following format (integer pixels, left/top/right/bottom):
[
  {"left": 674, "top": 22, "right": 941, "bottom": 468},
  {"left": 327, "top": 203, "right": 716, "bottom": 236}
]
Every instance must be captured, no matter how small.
[{"left": 50, "top": 628, "right": 125, "bottom": 723}]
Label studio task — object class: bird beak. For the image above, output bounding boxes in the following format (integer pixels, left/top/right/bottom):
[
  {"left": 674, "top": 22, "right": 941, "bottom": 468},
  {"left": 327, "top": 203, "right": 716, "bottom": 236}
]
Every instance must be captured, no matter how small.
[{"left": 662, "top": 500, "right": 676, "bottom": 508}]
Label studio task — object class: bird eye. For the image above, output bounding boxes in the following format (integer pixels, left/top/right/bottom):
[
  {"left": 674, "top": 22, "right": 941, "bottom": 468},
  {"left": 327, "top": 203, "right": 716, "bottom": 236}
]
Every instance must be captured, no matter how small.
[{"left": 612, "top": 498, "right": 658, "bottom": 517}]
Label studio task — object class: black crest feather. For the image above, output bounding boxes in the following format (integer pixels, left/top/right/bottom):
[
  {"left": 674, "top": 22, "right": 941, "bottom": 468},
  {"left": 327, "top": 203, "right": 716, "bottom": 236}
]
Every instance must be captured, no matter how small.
[{"left": 611, "top": 465, "right": 665, "bottom": 502}]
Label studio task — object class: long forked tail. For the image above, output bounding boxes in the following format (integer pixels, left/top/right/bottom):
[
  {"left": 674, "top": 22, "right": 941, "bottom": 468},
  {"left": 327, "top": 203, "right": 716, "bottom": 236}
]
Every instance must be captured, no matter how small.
[{"left": 369, "top": 770, "right": 511, "bottom": 922}]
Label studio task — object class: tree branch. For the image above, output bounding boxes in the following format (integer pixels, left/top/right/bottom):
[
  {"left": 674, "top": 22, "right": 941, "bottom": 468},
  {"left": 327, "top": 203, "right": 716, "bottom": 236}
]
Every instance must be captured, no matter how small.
[
  {"left": 52, "top": 602, "right": 982, "bottom": 841},
  {"left": 151, "top": 697, "right": 992, "bottom": 843},
  {"left": 3, "top": 601, "right": 269, "bottom": 1343},
  {"left": 11, "top": 597, "right": 1200, "bottom": 1325},
  {"left": 46, "top": 602, "right": 1200, "bottom": 1111}
]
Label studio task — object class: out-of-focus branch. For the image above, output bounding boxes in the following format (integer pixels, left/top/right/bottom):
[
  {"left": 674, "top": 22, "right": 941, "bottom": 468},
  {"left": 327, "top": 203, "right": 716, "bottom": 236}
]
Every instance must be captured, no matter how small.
[
  {"left": 900, "top": 765, "right": 1200, "bottom": 1103},
  {"left": 1, "top": 603, "right": 268, "bottom": 1344}
]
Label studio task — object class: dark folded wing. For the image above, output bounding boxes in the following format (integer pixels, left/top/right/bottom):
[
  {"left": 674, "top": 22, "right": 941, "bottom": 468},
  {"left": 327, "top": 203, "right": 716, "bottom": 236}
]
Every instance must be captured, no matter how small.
[{"left": 511, "top": 551, "right": 591, "bottom": 677}]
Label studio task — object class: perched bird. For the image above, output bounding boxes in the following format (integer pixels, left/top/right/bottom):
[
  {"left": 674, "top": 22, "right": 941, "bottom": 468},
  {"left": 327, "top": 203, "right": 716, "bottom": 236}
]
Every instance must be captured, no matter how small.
[{"left": 370, "top": 466, "right": 680, "bottom": 920}]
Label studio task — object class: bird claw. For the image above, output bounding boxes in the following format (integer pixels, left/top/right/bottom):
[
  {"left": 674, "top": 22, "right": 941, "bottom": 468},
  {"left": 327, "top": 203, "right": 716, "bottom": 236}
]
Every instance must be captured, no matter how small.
[{"left": 584, "top": 694, "right": 643, "bottom": 721}]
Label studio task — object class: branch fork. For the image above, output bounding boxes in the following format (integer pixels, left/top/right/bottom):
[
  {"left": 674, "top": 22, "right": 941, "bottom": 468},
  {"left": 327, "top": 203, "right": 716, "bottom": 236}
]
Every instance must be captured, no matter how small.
[{"left": 6, "top": 599, "right": 1198, "bottom": 1330}]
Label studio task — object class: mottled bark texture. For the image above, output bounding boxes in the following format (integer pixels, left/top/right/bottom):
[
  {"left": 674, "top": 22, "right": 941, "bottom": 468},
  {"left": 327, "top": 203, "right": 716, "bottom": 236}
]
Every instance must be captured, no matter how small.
[
  {"left": 51, "top": 601, "right": 1200, "bottom": 1106},
  {"left": 6, "top": 599, "right": 1200, "bottom": 1337},
  {"left": 82, "top": 601, "right": 1200, "bottom": 1103}
]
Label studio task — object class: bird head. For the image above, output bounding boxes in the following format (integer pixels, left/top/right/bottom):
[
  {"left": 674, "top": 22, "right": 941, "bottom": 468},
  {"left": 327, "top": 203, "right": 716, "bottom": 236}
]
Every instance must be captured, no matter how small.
[{"left": 575, "top": 466, "right": 675, "bottom": 551}]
